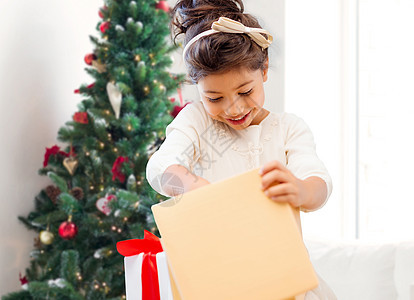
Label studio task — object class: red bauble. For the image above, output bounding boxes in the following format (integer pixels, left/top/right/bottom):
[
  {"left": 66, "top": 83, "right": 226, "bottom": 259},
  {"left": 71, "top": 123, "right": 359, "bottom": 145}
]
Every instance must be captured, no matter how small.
[
  {"left": 84, "top": 53, "right": 97, "bottom": 65},
  {"left": 58, "top": 221, "right": 78, "bottom": 240},
  {"left": 73, "top": 112, "right": 88, "bottom": 124},
  {"left": 155, "top": 1, "right": 170, "bottom": 12},
  {"left": 100, "top": 21, "right": 111, "bottom": 33}
]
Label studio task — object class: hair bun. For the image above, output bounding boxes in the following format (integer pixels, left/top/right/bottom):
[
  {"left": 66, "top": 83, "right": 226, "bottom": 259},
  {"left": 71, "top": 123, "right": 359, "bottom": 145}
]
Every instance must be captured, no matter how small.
[{"left": 172, "top": 0, "right": 244, "bottom": 39}]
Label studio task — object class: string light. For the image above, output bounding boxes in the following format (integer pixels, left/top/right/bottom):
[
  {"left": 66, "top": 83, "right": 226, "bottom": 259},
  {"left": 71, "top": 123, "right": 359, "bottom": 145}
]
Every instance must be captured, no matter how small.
[
  {"left": 90, "top": 186, "right": 95, "bottom": 191},
  {"left": 113, "top": 147, "right": 118, "bottom": 152},
  {"left": 149, "top": 53, "right": 154, "bottom": 59},
  {"left": 123, "top": 217, "right": 128, "bottom": 222},
  {"left": 127, "top": 125, "right": 132, "bottom": 131},
  {"left": 153, "top": 79, "right": 158, "bottom": 84},
  {"left": 99, "top": 142, "right": 105, "bottom": 148},
  {"left": 111, "top": 226, "right": 117, "bottom": 231},
  {"left": 85, "top": 152, "right": 90, "bottom": 156},
  {"left": 143, "top": 86, "right": 150, "bottom": 94},
  {"left": 117, "top": 228, "right": 122, "bottom": 233},
  {"left": 134, "top": 54, "right": 141, "bottom": 62},
  {"left": 105, "top": 110, "right": 111, "bottom": 115},
  {"left": 135, "top": 152, "right": 140, "bottom": 157}
]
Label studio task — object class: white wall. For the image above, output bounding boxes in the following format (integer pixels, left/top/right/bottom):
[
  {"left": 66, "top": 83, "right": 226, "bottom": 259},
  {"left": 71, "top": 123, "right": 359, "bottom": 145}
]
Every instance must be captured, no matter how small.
[
  {"left": 0, "top": 0, "right": 285, "bottom": 295},
  {"left": 0, "top": 0, "right": 102, "bottom": 295}
]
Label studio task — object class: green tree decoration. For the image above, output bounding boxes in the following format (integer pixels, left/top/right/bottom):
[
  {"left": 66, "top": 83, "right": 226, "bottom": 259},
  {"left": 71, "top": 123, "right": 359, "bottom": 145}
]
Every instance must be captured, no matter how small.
[{"left": 3, "top": 0, "right": 184, "bottom": 299}]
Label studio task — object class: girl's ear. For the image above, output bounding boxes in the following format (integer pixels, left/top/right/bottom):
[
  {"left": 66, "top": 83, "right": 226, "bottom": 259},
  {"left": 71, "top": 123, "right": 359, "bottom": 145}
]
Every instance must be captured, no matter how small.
[{"left": 262, "top": 57, "right": 269, "bottom": 82}]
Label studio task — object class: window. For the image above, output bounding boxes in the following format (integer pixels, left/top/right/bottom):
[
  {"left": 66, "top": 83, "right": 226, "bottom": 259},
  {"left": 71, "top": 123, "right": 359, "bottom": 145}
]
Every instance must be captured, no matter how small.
[{"left": 286, "top": 0, "right": 414, "bottom": 241}]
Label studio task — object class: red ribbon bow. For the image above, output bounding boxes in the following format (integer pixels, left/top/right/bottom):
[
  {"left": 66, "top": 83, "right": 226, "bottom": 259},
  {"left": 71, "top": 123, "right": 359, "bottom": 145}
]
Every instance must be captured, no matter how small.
[{"left": 117, "top": 230, "right": 163, "bottom": 300}]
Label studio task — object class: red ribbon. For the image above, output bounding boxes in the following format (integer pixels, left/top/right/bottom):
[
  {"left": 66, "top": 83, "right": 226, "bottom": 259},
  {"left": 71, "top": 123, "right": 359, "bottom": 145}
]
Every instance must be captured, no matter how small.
[{"left": 117, "top": 230, "right": 163, "bottom": 300}]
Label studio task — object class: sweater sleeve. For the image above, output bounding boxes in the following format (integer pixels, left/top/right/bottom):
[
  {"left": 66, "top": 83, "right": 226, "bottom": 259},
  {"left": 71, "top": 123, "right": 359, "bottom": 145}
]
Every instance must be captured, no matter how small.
[
  {"left": 145, "top": 102, "right": 205, "bottom": 196},
  {"left": 282, "top": 113, "right": 333, "bottom": 212}
]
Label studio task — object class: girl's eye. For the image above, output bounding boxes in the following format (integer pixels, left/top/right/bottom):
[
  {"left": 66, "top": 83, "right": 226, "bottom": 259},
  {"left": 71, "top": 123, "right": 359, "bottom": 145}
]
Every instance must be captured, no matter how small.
[
  {"left": 239, "top": 88, "right": 253, "bottom": 96},
  {"left": 207, "top": 97, "right": 222, "bottom": 103}
]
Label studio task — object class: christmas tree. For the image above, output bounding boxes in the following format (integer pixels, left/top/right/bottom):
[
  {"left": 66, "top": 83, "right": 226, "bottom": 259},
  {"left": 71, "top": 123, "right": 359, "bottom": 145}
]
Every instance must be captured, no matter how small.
[{"left": 3, "top": 0, "right": 184, "bottom": 299}]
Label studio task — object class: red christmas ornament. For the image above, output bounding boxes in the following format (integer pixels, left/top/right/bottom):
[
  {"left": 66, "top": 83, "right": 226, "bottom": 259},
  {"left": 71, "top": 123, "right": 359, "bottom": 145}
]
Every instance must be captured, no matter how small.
[
  {"left": 43, "top": 145, "right": 70, "bottom": 167},
  {"left": 19, "top": 272, "right": 28, "bottom": 290},
  {"left": 98, "top": 5, "right": 107, "bottom": 18},
  {"left": 84, "top": 53, "right": 97, "bottom": 65},
  {"left": 100, "top": 21, "right": 111, "bottom": 33},
  {"left": 58, "top": 220, "right": 78, "bottom": 240},
  {"left": 111, "top": 156, "right": 129, "bottom": 183},
  {"left": 155, "top": 1, "right": 170, "bottom": 12},
  {"left": 73, "top": 112, "right": 88, "bottom": 124}
]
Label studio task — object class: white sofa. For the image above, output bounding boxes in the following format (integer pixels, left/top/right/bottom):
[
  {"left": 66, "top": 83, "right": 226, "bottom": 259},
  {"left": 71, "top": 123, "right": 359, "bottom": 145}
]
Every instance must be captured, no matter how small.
[{"left": 304, "top": 238, "right": 414, "bottom": 300}]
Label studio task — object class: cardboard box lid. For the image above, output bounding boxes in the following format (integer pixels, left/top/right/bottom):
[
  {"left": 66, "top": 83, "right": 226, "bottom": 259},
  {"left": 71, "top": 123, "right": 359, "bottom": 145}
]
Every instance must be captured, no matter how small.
[{"left": 152, "top": 168, "right": 318, "bottom": 300}]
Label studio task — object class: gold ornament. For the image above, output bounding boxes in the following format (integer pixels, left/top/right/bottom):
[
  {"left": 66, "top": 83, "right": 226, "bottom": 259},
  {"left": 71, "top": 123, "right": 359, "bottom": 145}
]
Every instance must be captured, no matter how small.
[
  {"left": 39, "top": 230, "right": 54, "bottom": 245},
  {"left": 63, "top": 157, "right": 79, "bottom": 175}
]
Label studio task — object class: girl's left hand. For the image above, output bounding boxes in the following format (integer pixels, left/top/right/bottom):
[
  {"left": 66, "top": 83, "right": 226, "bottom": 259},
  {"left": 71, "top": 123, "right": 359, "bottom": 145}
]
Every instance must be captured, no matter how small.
[{"left": 259, "top": 160, "right": 307, "bottom": 208}]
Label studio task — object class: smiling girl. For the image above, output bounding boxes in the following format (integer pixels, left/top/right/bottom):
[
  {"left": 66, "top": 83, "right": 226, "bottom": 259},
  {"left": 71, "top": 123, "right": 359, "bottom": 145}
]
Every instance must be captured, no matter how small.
[{"left": 146, "top": 0, "right": 336, "bottom": 298}]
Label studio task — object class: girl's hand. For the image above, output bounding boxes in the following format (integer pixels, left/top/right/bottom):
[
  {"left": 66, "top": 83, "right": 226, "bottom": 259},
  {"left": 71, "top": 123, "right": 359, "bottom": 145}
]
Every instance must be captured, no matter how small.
[
  {"left": 162, "top": 164, "right": 210, "bottom": 196},
  {"left": 189, "top": 175, "right": 210, "bottom": 191},
  {"left": 259, "top": 160, "right": 307, "bottom": 208}
]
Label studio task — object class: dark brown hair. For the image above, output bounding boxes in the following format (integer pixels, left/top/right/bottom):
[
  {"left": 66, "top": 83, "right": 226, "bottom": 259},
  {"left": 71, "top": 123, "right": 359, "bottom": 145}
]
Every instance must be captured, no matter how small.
[{"left": 171, "top": 0, "right": 269, "bottom": 83}]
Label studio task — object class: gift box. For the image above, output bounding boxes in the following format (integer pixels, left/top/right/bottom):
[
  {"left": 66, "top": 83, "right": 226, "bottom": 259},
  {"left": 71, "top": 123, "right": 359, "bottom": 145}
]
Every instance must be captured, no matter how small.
[
  {"left": 117, "top": 230, "right": 181, "bottom": 300},
  {"left": 151, "top": 168, "right": 317, "bottom": 300}
]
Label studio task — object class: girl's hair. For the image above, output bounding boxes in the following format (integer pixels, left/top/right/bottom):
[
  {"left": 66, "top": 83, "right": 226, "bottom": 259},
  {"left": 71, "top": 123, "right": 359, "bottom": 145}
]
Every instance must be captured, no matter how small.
[{"left": 171, "top": 0, "right": 269, "bottom": 83}]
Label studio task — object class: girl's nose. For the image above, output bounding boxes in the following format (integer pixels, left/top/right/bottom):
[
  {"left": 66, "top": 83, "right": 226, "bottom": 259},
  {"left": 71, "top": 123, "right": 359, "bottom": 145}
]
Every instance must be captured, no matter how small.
[{"left": 224, "top": 97, "right": 245, "bottom": 117}]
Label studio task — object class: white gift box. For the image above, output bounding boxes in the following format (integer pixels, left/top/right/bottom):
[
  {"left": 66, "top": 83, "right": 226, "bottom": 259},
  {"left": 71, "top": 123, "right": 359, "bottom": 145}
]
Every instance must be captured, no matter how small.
[
  {"left": 117, "top": 231, "right": 178, "bottom": 300},
  {"left": 124, "top": 252, "right": 173, "bottom": 300}
]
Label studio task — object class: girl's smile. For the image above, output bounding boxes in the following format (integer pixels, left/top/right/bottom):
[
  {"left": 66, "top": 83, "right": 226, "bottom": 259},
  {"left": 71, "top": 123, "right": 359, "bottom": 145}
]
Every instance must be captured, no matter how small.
[{"left": 197, "top": 67, "right": 269, "bottom": 130}]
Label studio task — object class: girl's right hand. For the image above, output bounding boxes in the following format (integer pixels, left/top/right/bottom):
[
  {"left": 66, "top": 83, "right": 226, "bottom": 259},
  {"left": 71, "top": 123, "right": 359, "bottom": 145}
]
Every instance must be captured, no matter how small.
[
  {"left": 162, "top": 164, "right": 210, "bottom": 196},
  {"left": 189, "top": 176, "right": 210, "bottom": 191}
]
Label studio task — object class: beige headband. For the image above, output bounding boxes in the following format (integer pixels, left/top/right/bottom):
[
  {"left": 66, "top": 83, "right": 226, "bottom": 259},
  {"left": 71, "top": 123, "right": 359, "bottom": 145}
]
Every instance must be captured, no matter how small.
[{"left": 182, "top": 17, "right": 273, "bottom": 59}]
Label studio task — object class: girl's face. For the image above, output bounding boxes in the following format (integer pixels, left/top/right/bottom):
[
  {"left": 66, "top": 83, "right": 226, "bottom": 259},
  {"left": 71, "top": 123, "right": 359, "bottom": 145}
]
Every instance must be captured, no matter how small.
[{"left": 197, "top": 67, "right": 269, "bottom": 130}]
